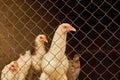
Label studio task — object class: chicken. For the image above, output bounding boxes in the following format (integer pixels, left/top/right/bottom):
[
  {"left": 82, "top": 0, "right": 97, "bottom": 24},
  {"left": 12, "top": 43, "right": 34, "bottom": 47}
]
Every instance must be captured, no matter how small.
[
  {"left": 67, "top": 54, "right": 80, "bottom": 80},
  {"left": 39, "top": 23, "right": 76, "bottom": 80},
  {"left": 27, "top": 34, "right": 48, "bottom": 80},
  {"left": 31, "top": 34, "right": 48, "bottom": 72},
  {"left": 1, "top": 61, "right": 19, "bottom": 80},
  {"left": 1, "top": 50, "right": 32, "bottom": 80}
]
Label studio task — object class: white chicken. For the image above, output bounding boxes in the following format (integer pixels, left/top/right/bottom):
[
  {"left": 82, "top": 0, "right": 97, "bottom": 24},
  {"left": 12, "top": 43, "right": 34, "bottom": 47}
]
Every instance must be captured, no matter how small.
[
  {"left": 1, "top": 61, "right": 18, "bottom": 80},
  {"left": 1, "top": 50, "right": 32, "bottom": 80},
  {"left": 31, "top": 34, "right": 48, "bottom": 72},
  {"left": 39, "top": 23, "right": 76, "bottom": 80},
  {"left": 26, "top": 34, "right": 48, "bottom": 80},
  {"left": 67, "top": 54, "right": 80, "bottom": 80}
]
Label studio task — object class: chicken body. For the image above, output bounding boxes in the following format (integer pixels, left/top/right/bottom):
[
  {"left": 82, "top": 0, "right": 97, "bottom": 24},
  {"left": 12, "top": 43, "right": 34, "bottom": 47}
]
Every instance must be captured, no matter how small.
[
  {"left": 1, "top": 50, "right": 32, "bottom": 80},
  {"left": 39, "top": 23, "right": 76, "bottom": 80}
]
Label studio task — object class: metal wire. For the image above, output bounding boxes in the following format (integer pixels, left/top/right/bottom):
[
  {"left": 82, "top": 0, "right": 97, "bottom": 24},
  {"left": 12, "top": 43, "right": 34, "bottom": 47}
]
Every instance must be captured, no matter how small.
[{"left": 0, "top": 0, "right": 120, "bottom": 80}]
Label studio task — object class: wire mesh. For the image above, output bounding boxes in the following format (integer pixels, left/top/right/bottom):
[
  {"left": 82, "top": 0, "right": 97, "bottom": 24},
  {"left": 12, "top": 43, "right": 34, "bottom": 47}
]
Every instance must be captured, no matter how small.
[{"left": 0, "top": 0, "right": 120, "bottom": 80}]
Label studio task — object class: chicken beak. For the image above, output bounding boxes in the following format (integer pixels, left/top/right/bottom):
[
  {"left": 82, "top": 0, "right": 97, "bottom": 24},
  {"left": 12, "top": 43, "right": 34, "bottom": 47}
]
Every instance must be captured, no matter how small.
[
  {"left": 45, "top": 39, "right": 48, "bottom": 43},
  {"left": 16, "top": 66, "right": 19, "bottom": 71},
  {"left": 71, "top": 27, "right": 76, "bottom": 32},
  {"left": 15, "top": 62, "right": 19, "bottom": 71}
]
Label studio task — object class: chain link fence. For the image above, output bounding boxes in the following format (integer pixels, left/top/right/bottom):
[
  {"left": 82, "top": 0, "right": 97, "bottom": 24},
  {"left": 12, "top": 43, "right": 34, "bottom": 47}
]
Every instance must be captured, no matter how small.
[{"left": 0, "top": 0, "right": 120, "bottom": 80}]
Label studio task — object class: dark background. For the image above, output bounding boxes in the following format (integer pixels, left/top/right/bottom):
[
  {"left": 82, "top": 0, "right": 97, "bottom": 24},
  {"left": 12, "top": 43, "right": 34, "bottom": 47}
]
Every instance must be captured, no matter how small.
[{"left": 0, "top": 0, "right": 120, "bottom": 80}]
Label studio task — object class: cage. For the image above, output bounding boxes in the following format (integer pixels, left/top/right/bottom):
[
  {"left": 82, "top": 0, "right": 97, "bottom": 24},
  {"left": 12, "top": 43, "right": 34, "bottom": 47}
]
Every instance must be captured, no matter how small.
[{"left": 0, "top": 0, "right": 120, "bottom": 80}]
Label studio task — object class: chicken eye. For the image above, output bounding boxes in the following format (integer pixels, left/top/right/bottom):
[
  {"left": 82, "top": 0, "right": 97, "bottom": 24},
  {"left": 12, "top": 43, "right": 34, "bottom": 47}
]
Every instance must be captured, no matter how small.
[
  {"left": 11, "top": 65, "right": 14, "bottom": 67},
  {"left": 40, "top": 36, "right": 43, "bottom": 39},
  {"left": 63, "top": 26, "right": 67, "bottom": 29}
]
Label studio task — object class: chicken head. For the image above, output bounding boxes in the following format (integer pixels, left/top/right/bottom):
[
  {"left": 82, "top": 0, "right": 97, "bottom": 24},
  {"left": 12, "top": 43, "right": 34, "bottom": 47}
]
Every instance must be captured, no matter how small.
[
  {"left": 9, "top": 61, "right": 19, "bottom": 71},
  {"left": 60, "top": 23, "right": 76, "bottom": 32},
  {"left": 35, "top": 34, "right": 48, "bottom": 45}
]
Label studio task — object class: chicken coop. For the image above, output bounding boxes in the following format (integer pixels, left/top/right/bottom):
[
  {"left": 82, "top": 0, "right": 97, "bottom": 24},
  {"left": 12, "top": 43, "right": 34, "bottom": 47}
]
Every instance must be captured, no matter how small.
[{"left": 0, "top": 0, "right": 120, "bottom": 80}]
